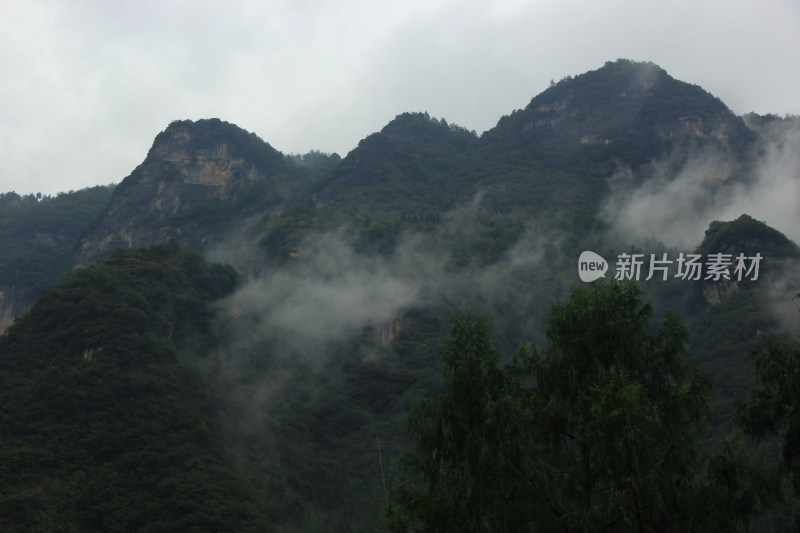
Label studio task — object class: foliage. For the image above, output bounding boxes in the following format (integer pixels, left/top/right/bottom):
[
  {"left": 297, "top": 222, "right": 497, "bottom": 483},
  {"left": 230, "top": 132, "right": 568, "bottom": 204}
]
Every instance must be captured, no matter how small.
[
  {"left": 699, "top": 214, "right": 800, "bottom": 270},
  {"left": 389, "top": 312, "right": 526, "bottom": 531},
  {"left": 0, "top": 242, "right": 291, "bottom": 531},
  {"left": 391, "top": 280, "right": 770, "bottom": 531},
  {"left": 738, "top": 336, "right": 800, "bottom": 528},
  {"left": 0, "top": 186, "right": 113, "bottom": 294},
  {"left": 286, "top": 150, "right": 342, "bottom": 181},
  {"left": 309, "top": 112, "right": 477, "bottom": 217}
]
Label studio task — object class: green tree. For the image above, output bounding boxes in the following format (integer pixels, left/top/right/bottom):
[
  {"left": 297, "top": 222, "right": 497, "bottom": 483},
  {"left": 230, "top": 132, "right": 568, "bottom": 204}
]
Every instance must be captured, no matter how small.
[
  {"left": 522, "top": 280, "right": 753, "bottom": 531},
  {"left": 389, "top": 312, "right": 524, "bottom": 531},
  {"left": 737, "top": 293, "right": 800, "bottom": 528},
  {"left": 392, "top": 279, "right": 766, "bottom": 532}
]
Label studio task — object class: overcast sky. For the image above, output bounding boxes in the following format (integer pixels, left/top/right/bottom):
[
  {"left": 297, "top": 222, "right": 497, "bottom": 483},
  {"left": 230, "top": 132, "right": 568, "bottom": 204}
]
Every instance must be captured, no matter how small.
[{"left": 1, "top": 0, "right": 798, "bottom": 195}]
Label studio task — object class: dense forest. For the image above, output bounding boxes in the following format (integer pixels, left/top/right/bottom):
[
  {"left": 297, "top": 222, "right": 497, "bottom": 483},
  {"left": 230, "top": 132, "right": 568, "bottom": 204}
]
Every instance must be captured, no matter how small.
[{"left": 1, "top": 59, "right": 799, "bottom": 531}]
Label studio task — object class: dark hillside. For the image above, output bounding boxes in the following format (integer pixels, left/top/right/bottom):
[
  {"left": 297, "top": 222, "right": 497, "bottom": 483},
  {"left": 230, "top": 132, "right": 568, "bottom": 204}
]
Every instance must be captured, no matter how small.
[
  {"left": 482, "top": 59, "right": 753, "bottom": 171},
  {"left": 0, "top": 186, "right": 113, "bottom": 332},
  {"left": 311, "top": 112, "right": 477, "bottom": 214},
  {"left": 0, "top": 242, "right": 289, "bottom": 531},
  {"left": 687, "top": 215, "right": 800, "bottom": 403}
]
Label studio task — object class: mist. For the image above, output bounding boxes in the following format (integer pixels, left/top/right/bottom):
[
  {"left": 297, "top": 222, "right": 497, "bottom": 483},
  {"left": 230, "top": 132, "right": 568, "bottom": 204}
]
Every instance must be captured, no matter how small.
[
  {"left": 764, "top": 259, "right": 800, "bottom": 339},
  {"left": 201, "top": 197, "right": 569, "bottom": 393},
  {"left": 600, "top": 118, "right": 800, "bottom": 249},
  {"left": 198, "top": 113, "right": 800, "bottom": 444},
  {"left": 218, "top": 227, "right": 448, "bottom": 361}
]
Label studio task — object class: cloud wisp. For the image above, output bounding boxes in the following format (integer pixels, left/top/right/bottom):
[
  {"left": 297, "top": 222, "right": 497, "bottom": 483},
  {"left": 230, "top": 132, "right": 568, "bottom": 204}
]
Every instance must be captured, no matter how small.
[
  {"left": 600, "top": 119, "right": 800, "bottom": 249},
  {"left": 219, "top": 228, "right": 447, "bottom": 360},
  {"left": 206, "top": 198, "right": 563, "bottom": 386}
]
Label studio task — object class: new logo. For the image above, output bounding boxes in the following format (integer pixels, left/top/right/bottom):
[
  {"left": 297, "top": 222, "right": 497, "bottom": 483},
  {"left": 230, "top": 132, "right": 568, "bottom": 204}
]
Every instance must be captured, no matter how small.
[{"left": 578, "top": 251, "right": 608, "bottom": 282}]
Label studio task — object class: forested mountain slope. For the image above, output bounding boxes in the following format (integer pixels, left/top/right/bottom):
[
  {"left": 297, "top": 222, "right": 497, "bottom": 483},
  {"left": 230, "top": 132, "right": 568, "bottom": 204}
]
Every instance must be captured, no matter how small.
[
  {"left": 0, "top": 242, "right": 294, "bottom": 531},
  {"left": 0, "top": 187, "right": 113, "bottom": 332}
]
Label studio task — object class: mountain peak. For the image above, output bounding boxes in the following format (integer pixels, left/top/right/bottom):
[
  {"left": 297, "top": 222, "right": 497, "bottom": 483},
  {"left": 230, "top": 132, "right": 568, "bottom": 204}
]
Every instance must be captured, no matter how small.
[
  {"left": 75, "top": 119, "right": 295, "bottom": 267},
  {"left": 531, "top": 59, "right": 692, "bottom": 107},
  {"left": 540, "top": 59, "right": 666, "bottom": 101},
  {"left": 309, "top": 112, "right": 476, "bottom": 214},
  {"left": 146, "top": 118, "right": 285, "bottom": 178},
  {"left": 486, "top": 59, "right": 751, "bottom": 166},
  {"left": 378, "top": 112, "right": 473, "bottom": 138},
  {"left": 532, "top": 58, "right": 739, "bottom": 139}
]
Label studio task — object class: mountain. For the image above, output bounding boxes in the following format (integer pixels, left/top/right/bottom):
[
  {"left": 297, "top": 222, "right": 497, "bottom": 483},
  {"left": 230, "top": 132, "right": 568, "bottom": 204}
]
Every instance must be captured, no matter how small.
[
  {"left": 59, "top": 60, "right": 768, "bottom": 272},
  {"left": 483, "top": 59, "right": 753, "bottom": 168},
  {"left": 73, "top": 60, "right": 764, "bottom": 273},
  {"left": 75, "top": 118, "right": 313, "bottom": 267},
  {"left": 310, "top": 112, "right": 476, "bottom": 213},
  {"left": 2, "top": 59, "right": 799, "bottom": 531},
  {"left": 0, "top": 187, "right": 113, "bottom": 332},
  {"left": 0, "top": 242, "right": 291, "bottom": 531}
]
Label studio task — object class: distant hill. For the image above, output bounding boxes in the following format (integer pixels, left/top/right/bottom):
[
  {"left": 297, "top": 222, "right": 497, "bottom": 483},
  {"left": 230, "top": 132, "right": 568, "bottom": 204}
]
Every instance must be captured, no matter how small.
[
  {"left": 0, "top": 187, "right": 113, "bottom": 332},
  {"left": 0, "top": 242, "right": 292, "bottom": 531}
]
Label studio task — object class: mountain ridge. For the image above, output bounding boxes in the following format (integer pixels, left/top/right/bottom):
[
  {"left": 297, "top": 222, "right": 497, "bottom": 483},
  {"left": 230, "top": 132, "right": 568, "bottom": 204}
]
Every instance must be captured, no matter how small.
[
  {"left": 79, "top": 60, "right": 768, "bottom": 266},
  {"left": 3, "top": 58, "right": 789, "bottom": 328}
]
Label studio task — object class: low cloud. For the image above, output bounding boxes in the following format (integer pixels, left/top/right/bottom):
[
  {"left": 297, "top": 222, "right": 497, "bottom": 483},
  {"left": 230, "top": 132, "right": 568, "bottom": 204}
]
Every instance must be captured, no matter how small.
[
  {"left": 206, "top": 197, "right": 561, "bottom": 383},
  {"left": 220, "top": 228, "right": 447, "bottom": 360},
  {"left": 600, "top": 119, "right": 800, "bottom": 249},
  {"left": 764, "top": 260, "right": 800, "bottom": 338},
  {"left": 200, "top": 204, "right": 558, "bottom": 450}
]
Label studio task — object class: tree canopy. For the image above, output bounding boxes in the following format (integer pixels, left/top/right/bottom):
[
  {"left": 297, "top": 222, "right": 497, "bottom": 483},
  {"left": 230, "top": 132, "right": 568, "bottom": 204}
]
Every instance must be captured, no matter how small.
[
  {"left": 0, "top": 242, "right": 290, "bottom": 531},
  {"left": 391, "top": 279, "right": 771, "bottom": 532}
]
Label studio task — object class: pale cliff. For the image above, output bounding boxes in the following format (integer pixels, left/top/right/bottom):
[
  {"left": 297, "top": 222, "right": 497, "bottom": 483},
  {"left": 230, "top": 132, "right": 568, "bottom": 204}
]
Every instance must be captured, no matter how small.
[
  {"left": 75, "top": 118, "right": 302, "bottom": 267},
  {"left": 0, "top": 286, "right": 30, "bottom": 333}
]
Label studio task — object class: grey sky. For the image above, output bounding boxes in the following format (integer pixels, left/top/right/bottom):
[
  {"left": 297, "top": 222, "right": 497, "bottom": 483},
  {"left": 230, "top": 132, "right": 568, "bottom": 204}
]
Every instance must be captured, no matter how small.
[{"left": 1, "top": 0, "right": 798, "bottom": 195}]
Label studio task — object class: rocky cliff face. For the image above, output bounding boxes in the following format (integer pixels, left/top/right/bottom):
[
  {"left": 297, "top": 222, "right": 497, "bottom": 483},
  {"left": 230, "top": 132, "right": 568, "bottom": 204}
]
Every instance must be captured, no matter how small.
[
  {"left": 702, "top": 280, "right": 740, "bottom": 305},
  {"left": 75, "top": 119, "right": 297, "bottom": 267},
  {"left": 146, "top": 126, "right": 263, "bottom": 200},
  {"left": 374, "top": 318, "right": 407, "bottom": 347},
  {"left": 0, "top": 285, "right": 30, "bottom": 333}
]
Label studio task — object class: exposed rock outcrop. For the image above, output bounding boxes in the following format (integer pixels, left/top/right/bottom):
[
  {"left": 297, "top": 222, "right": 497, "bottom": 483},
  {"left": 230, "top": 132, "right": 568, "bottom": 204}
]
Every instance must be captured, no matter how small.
[
  {"left": 374, "top": 318, "right": 406, "bottom": 347},
  {"left": 75, "top": 119, "right": 296, "bottom": 267},
  {"left": 702, "top": 280, "right": 740, "bottom": 305},
  {"left": 0, "top": 285, "right": 31, "bottom": 334}
]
